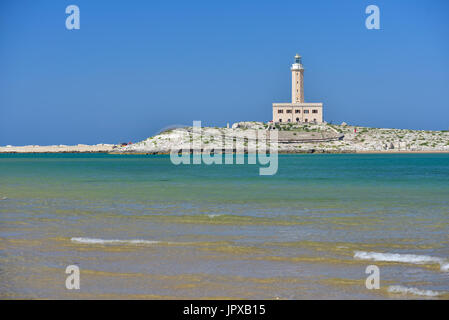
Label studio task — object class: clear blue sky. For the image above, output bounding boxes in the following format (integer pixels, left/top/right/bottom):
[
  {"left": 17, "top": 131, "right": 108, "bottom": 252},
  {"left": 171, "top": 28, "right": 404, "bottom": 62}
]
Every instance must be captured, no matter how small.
[{"left": 1, "top": 0, "right": 448, "bottom": 145}]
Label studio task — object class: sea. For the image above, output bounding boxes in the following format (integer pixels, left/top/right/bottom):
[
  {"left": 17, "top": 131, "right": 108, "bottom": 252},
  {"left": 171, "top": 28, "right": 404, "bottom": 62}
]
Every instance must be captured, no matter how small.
[{"left": 0, "top": 153, "right": 448, "bottom": 299}]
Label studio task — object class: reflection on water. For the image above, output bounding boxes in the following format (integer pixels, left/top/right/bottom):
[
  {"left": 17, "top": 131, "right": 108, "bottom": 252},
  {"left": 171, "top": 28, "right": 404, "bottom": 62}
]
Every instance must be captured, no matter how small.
[{"left": 0, "top": 154, "right": 448, "bottom": 299}]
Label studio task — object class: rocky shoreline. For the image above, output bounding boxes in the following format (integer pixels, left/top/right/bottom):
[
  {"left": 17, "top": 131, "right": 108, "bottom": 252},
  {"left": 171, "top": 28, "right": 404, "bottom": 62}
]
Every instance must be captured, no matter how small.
[
  {"left": 2, "top": 122, "right": 449, "bottom": 154},
  {"left": 117, "top": 122, "right": 449, "bottom": 154},
  {"left": 111, "top": 150, "right": 449, "bottom": 155}
]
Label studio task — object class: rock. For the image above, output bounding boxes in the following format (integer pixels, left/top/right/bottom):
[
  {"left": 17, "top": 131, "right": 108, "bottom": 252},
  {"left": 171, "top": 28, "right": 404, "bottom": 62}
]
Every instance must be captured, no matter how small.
[
  {"left": 115, "top": 123, "right": 449, "bottom": 154},
  {"left": 341, "top": 122, "right": 347, "bottom": 126},
  {"left": 231, "top": 122, "right": 265, "bottom": 130}
]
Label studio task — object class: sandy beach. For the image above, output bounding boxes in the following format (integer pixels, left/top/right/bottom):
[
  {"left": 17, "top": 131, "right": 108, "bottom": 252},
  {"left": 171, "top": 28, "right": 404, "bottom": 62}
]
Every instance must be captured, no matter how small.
[{"left": 0, "top": 144, "right": 116, "bottom": 153}]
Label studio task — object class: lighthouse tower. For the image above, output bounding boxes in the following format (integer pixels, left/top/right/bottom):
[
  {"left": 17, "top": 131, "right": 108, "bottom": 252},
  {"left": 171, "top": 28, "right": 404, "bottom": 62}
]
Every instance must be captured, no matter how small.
[
  {"left": 291, "top": 54, "right": 304, "bottom": 103},
  {"left": 272, "top": 54, "right": 323, "bottom": 124}
]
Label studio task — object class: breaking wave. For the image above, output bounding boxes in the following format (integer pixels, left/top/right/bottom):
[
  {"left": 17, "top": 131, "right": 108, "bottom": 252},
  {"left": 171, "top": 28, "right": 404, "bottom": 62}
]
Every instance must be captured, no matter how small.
[
  {"left": 207, "top": 214, "right": 222, "bottom": 218},
  {"left": 354, "top": 251, "right": 449, "bottom": 272},
  {"left": 388, "top": 285, "right": 441, "bottom": 297},
  {"left": 71, "top": 237, "right": 160, "bottom": 245}
]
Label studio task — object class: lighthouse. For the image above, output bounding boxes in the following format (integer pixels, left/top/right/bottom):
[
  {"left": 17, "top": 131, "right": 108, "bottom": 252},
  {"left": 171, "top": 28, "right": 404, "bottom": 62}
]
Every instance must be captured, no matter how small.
[
  {"left": 272, "top": 54, "right": 324, "bottom": 124},
  {"left": 291, "top": 54, "right": 304, "bottom": 103}
]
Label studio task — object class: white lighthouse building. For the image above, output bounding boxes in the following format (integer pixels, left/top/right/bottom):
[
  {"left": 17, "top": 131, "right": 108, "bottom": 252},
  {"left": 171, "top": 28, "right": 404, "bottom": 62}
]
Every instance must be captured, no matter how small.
[{"left": 272, "top": 54, "right": 323, "bottom": 123}]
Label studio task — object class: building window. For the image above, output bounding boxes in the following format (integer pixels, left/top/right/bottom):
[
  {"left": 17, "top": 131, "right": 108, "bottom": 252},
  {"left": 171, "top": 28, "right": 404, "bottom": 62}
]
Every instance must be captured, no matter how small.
[
  {"left": 287, "top": 119, "right": 291, "bottom": 122},
  {"left": 279, "top": 119, "right": 282, "bottom": 122},
  {"left": 305, "top": 119, "right": 308, "bottom": 122},
  {"left": 295, "top": 110, "right": 300, "bottom": 113},
  {"left": 304, "top": 110, "right": 309, "bottom": 114},
  {"left": 286, "top": 109, "right": 292, "bottom": 113},
  {"left": 312, "top": 109, "right": 318, "bottom": 114},
  {"left": 278, "top": 109, "right": 283, "bottom": 114},
  {"left": 296, "top": 117, "right": 300, "bottom": 122},
  {"left": 313, "top": 119, "right": 317, "bottom": 122}
]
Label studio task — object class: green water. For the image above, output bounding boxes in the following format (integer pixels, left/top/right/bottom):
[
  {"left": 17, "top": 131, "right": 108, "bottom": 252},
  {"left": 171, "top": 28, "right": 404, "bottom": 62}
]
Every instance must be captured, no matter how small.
[{"left": 0, "top": 154, "right": 448, "bottom": 299}]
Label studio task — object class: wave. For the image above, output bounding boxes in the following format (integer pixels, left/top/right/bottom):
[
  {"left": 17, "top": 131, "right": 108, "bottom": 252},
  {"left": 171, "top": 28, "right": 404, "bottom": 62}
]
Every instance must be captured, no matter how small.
[
  {"left": 207, "top": 214, "right": 222, "bottom": 218},
  {"left": 71, "top": 237, "right": 160, "bottom": 245},
  {"left": 388, "top": 285, "right": 441, "bottom": 297},
  {"left": 354, "top": 251, "right": 449, "bottom": 272}
]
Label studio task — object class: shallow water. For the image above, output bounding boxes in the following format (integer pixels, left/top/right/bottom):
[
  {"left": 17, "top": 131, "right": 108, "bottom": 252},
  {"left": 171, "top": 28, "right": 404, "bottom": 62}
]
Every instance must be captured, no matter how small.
[{"left": 0, "top": 153, "right": 448, "bottom": 299}]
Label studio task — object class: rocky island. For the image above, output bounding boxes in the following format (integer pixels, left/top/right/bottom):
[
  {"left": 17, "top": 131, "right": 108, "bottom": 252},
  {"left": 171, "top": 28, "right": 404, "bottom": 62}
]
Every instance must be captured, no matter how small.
[
  {"left": 2, "top": 122, "right": 448, "bottom": 154},
  {"left": 117, "top": 122, "right": 449, "bottom": 154}
]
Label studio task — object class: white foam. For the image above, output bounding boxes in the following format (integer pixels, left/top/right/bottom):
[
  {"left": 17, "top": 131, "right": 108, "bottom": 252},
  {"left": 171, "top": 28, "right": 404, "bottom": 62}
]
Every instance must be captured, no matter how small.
[
  {"left": 354, "top": 251, "right": 448, "bottom": 272},
  {"left": 388, "top": 285, "right": 441, "bottom": 297},
  {"left": 71, "top": 237, "right": 160, "bottom": 245},
  {"left": 440, "top": 262, "right": 449, "bottom": 272},
  {"left": 207, "top": 214, "right": 222, "bottom": 218}
]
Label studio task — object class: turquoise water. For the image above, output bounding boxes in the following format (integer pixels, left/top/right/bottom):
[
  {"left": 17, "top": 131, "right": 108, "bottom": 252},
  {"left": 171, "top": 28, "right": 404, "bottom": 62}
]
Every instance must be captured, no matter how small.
[{"left": 0, "top": 153, "right": 448, "bottom": 299}]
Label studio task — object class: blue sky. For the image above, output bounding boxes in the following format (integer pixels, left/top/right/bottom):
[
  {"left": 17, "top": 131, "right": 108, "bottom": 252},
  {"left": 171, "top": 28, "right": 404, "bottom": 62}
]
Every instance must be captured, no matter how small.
[{"left": 1, "top": 0, "right": 448, "bottom": 145}]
